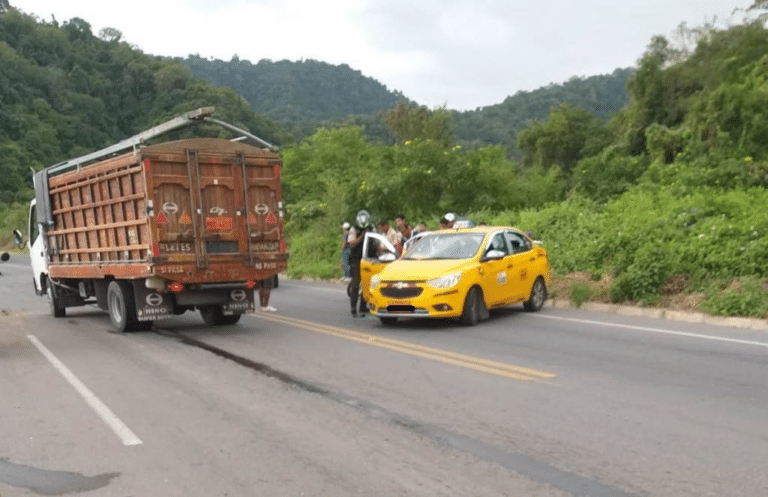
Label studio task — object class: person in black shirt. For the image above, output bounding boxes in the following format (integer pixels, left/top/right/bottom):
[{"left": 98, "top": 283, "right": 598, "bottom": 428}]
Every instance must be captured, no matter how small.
[{"left": 347, "top": 210, "right": 372, "bottom": 317}]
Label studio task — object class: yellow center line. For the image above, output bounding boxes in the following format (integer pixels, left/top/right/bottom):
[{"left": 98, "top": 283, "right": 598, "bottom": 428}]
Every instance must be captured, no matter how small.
[{"left": 252, "top": 313, "right": 556, "bottom": 382}]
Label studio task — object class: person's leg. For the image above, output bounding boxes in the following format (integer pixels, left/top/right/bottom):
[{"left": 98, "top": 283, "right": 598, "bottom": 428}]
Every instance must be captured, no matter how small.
[
  {"left": 342, "top": 248, "right": 351, "bottom": 278},
  {"left": 260, "top": 281, "right": 276, "bottom": 311},
  {"left": 349, "top": 261, "right": 360, "bottom": 315}
]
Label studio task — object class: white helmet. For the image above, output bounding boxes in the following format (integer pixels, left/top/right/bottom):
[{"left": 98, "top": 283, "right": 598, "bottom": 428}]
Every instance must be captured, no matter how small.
[{"left": 356, "top": 210, "right": 371, "bottom": 229}]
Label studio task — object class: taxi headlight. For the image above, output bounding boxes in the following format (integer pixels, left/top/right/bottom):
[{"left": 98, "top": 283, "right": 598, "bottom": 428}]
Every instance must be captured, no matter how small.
[
  {"left": 370, "top": 275, "right": 381, "bottom": 290},
  {"left": 427, "top": 272, "right": 461, "bottom": 289}
]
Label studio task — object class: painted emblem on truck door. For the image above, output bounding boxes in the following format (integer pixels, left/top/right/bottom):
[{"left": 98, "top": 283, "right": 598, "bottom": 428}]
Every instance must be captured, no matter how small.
[{"left": 163, "top": 202, "right": 179, "bottom": 214}]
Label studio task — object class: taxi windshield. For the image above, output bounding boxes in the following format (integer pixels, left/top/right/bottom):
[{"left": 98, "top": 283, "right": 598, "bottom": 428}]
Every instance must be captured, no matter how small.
[{"left": 402, "top": 232, "right": 485, "bottom": 260}]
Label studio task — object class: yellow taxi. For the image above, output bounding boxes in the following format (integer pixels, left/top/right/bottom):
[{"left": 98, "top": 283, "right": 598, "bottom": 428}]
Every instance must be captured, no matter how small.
[{"left": 360, "top": 226, "right": 550, "bottom": 326}]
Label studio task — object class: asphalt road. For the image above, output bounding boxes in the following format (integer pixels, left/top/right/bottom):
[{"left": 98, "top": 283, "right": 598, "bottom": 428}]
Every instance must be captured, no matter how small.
[{"left": 1, "top": 256, "right": 767, "bottom": 496}]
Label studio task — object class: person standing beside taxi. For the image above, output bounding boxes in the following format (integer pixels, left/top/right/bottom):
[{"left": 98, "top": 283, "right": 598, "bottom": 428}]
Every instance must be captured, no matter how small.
[
  {"left": 377, "top": 219, "right": 403, "bottom": 255},
  {"left": 395, "top": 213, "right": 412, "bottom": 242},
  {"left": 348, "top": 210, "right": 372, "bottom": 316},
  {"left": 341, "top": 222, "right": 351, "bottom": 281}
]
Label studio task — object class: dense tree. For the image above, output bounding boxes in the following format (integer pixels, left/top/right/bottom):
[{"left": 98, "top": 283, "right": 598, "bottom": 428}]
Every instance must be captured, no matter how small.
[
  {"left": 379, "top": 100, "right": 453, "bottom": 147},
  {"left": 517, "top": 104, "right": 610, "bottom": 175}
]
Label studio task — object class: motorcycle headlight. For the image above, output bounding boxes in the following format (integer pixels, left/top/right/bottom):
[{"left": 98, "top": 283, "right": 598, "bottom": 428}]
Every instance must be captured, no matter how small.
[
  {"left": 427, "top": 272, "right": 461, "bottom": 289},
  {"left": 370, "top": 275, "right": 381, "bottom": 290}
]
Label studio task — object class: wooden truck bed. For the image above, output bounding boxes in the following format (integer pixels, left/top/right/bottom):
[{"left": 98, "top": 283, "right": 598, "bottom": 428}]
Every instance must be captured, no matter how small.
[{"left": 45, "top": 138, "right": 287, "bottom": 283}]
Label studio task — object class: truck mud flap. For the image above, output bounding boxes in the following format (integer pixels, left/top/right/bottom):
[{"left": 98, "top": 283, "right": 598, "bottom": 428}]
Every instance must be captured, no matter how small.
[
  {"left": 173, "top": 287, "right": 256, "bottom": 314},
  {"left": 132, "top": 281, "right": 174, "bottom": 321},
  {"left": 222, "top": 289, "right": 256, "bottom": 314}
]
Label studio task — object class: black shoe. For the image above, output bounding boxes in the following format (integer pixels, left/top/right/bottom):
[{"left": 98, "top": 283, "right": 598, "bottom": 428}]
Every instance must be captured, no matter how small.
[{"left": 351, "top": 309, "right": 357, "bottom": 317}]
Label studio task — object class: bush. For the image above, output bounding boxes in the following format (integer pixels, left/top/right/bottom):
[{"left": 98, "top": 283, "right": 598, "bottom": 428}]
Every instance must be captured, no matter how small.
[
  {"left": 569, "top": 283, "right": 593, "bottom": 307},
  {"left": 701, "top": 277, "right": 768, "bottom": 318},
  {"left": 283, "top": 230, "right": 342, "bottom": 280}
]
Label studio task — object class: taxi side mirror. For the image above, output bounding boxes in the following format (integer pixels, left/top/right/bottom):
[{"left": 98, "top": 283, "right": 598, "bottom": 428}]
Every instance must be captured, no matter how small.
[
  {"left": 483, "top": 249, "right": 505, "bottom": 261},
  {"left": 378, "top": 253, "right": 396, "bottom": 262}
]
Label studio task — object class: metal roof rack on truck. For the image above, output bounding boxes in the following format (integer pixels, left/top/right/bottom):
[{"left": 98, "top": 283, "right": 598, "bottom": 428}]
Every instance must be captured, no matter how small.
[{"left": 44, "top": 106, "right": 278, "bottom": 178}]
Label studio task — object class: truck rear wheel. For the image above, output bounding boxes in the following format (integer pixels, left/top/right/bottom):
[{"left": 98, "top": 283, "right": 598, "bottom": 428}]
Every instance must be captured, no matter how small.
[
  {"left": 47, "top": 277, "right": 66, "bottom": 318},
  {"left": 107, "top": 281, "right": 139, "bottom": 333},
  {"left": 200, "top": 305, "right": 242, "bottom": 326}
]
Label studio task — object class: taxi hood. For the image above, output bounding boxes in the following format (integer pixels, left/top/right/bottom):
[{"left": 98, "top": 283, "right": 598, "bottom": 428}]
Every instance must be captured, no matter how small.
[{"left": 376, "top": 259, "right": 474, "bottom": 281}]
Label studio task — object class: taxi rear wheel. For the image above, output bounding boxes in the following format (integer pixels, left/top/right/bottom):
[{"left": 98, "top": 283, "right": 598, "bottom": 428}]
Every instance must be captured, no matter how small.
[
  {"left": 523, "top": 277, "right": 547, "bottom": 312},
  {"left": 460, "top": 287, "right": 483, "bottom": 326}
]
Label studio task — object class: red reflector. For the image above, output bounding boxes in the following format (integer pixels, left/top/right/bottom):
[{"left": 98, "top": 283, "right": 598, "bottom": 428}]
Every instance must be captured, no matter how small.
[
  {"left": 152, "top": 243, "right": 160, "bottom": 257},
  {"left": 246, "top": 280, "right": 257, "bottom": 289},
  {"left": 169, "top": 282, "right": 184, "bottom": 292},
  {"left": 274, "top": 164, "right": 281, "bottom": 178},
  {"left": 143, "top": 159, "right": 151, "bottom": 171},
  {"left": 280, "top": 240, "right": 287, "bottom": 253}
]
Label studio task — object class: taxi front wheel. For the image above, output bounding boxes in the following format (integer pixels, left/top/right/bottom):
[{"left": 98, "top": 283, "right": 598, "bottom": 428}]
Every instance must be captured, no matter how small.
[{"left": 460, "top": 287, "right": 484, "bottom": 326}]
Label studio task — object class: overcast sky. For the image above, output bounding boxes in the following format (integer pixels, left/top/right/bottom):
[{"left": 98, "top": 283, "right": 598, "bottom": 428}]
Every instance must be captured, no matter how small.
[{"left": 10, "top": 0, "right": 756, "bottom": 111}]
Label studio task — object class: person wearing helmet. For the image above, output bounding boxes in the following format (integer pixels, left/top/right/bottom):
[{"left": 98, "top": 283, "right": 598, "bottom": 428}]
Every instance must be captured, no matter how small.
[{"left": 347, "top": 210, "right": 372, "bottom": 316}]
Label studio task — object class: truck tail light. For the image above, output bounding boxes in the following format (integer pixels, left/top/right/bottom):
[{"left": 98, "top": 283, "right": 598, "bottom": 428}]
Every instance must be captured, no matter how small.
[
  {"left": 168, "top": 282, "right": 184, "bottom": 292},
  {"left": 246, "top": 280, "right": 257, "bottom": 289}
]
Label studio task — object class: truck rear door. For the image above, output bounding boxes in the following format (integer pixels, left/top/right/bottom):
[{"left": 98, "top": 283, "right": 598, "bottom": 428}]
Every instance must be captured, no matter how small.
[{"left": 146, "top": 139, "right": 283, "bottom": 277}]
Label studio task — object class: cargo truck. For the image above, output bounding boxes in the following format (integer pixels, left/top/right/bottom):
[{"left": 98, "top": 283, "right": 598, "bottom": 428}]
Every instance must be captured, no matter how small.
[{"left": 20, "top": 107, "right": 287, "bottom": 332}]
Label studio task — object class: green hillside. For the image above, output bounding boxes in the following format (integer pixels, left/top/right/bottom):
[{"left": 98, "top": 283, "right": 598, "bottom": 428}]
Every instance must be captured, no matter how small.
[
  {"left": 182, "top": 55, "right": 407, "bottom": 142},
  {"left": 182, "top": 55, "right": 632, "bottom": 154}
]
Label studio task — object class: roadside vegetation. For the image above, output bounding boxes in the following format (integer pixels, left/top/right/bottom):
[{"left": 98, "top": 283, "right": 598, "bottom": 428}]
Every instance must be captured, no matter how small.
[
  {"left": 280, "top": 18, "right": 768, "bottom": 318},
  {"left": 2, "top": 4, "right": 767, "bottom": 317}
]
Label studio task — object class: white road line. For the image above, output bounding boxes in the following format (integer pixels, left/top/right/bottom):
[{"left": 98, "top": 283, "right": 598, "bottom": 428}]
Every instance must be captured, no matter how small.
[
  {"left": 535, "top": 314, "right": 768, "bottom": 349},
  {"left": 27, "top": 335, "right": 143, "bottom": 446},
  {"left": 2, "top": 263, "right": 30, "bottom": 269}
]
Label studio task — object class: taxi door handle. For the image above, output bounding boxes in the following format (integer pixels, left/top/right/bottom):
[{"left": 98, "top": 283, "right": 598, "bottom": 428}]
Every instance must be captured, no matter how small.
[
  {"left": 507, "top": 264, "right": 513, "bottom": 269},
  {"left": 362, "top": 267, "right": 372, "bottom": 272},
  {"left": 529, "top": 257, "right": 536, "bottom": 262}
]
